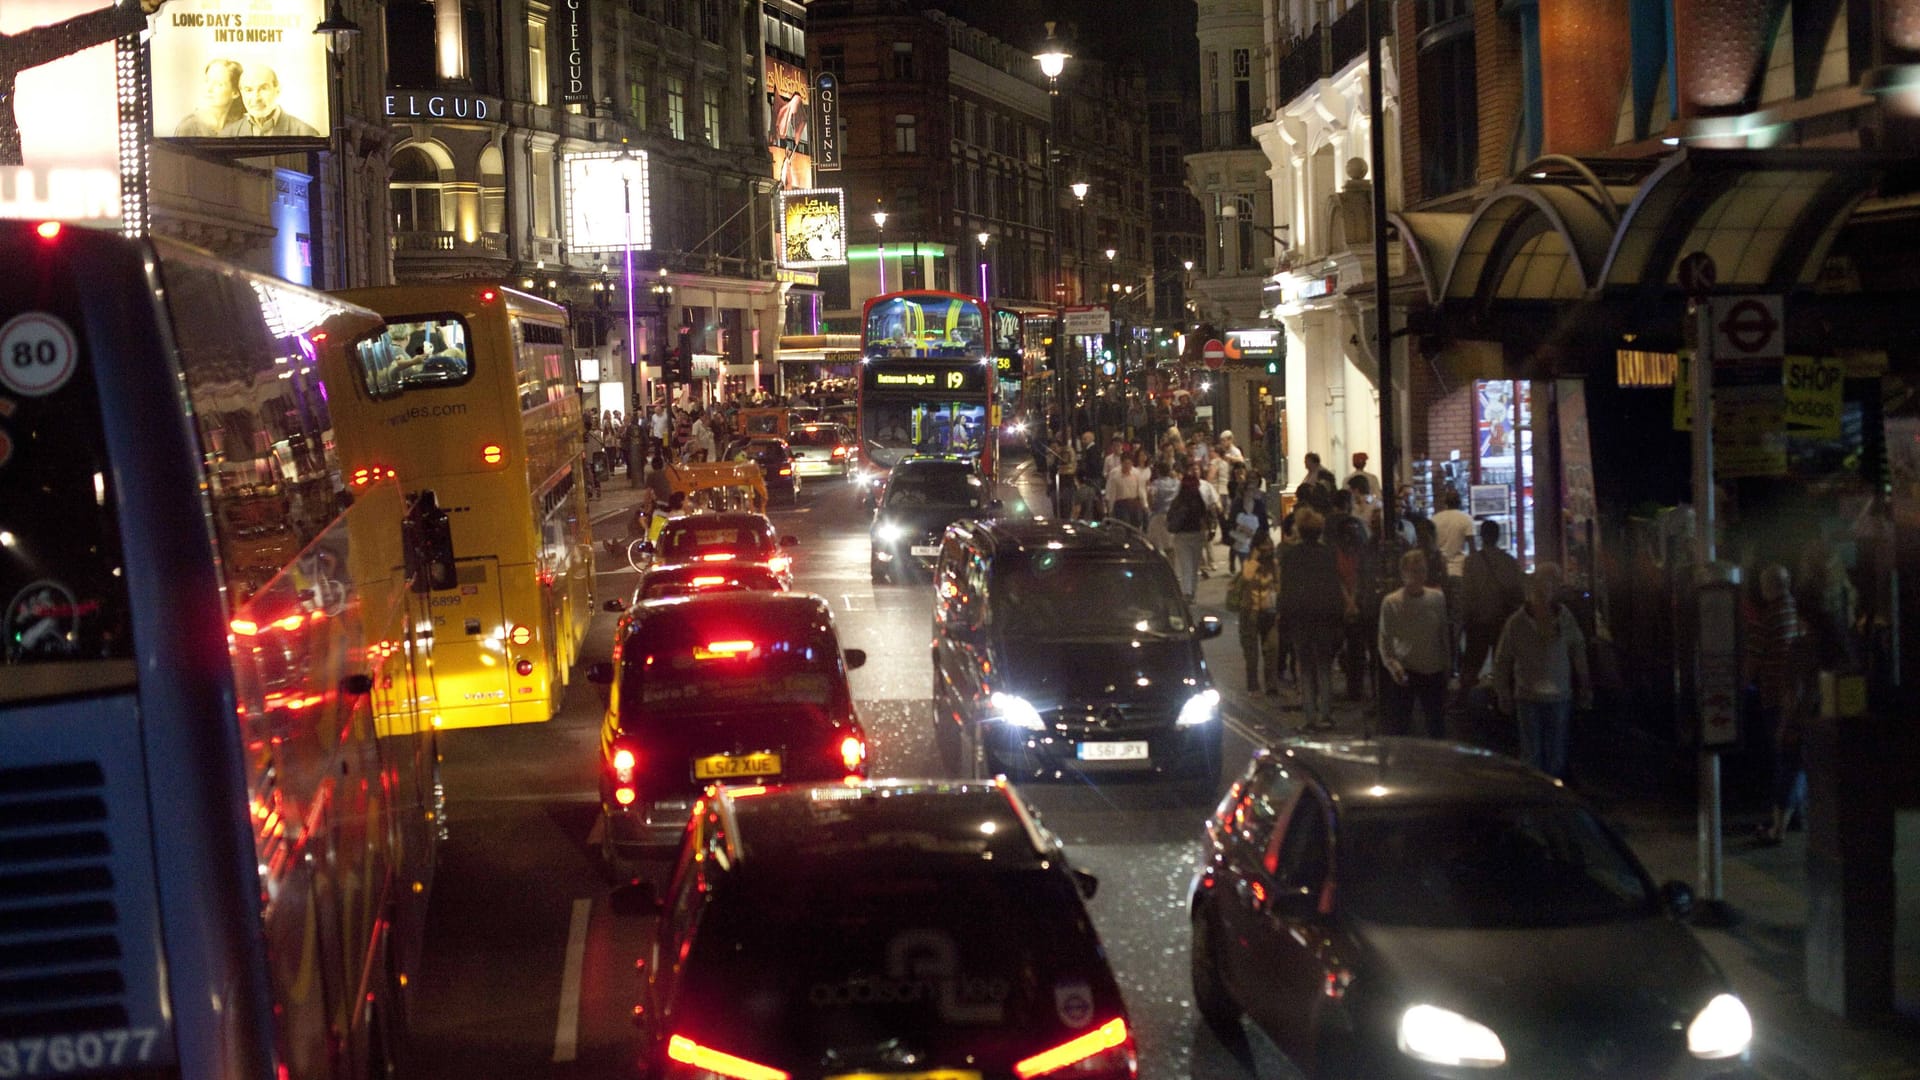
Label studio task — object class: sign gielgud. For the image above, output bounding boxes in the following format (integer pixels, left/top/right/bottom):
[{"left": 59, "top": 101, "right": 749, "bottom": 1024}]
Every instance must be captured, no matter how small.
[{"left": 149, "top": 0, "right": 330, "bottom": 141}]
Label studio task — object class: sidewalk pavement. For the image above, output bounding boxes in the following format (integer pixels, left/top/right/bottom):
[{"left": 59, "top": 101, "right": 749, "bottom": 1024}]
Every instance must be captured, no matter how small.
[{"left": 996, "top": 460, "right": 1920, "bottom": 1080}]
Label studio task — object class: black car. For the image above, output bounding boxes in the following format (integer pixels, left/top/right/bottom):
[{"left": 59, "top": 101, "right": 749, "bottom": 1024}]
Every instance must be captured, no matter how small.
[
  {"left": 726, "top": 436, "right": 801, "bottom": 503},
  {"left": 585, "top": 593, "right": 867, "bottom": 877},
  {"left": 870, "top": 456, "right": 997, "bottom": 582},
  {"left": 1189, "top": 738, "right": 1754, "bottom": 1080},
  {"left": 622, "top": 779, "right": 1137, "bottom": 1080},
  {"left": 640, "top": 511, "right": 796, "bottom": 588},
  {"left": 930, "top": 518, "right": 1225, "bottom": 790}
]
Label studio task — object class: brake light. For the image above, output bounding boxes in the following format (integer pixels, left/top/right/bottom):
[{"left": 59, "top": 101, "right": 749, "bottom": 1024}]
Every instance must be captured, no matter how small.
[
  {"left": 766, "top": 555, "right": 792, "bottom": 575},
  {"left": 614, "top": 786, "right": 636, "bottom": 805},
  {"left": 691, "top": 575, "right": 728, "bottom": 587},
  {"left": 695, "top": 640, "right": 756, "bottom": 660},
  {"left": 514, "top": 658, "right": 534, "bottom": 677},
  {"left": 613, "top": 748, "right": 636, "bottom": 774},
  {"left": 831, "top": 446, "right": 848, "bottom": 458},
  {"left": 839, "top": 735, "right": 867, "bottom": 772},
  {"left": 776, "top": 466, "right": 792, "bottom": 476},
  {"left": 482, "top": 443, "right": 506, "bottom": 466},
  {"left": 727, "top": 785, "right": 767, "bottom": 798},
  {"left": 230, "top": 619, "right": 260, "bottom": 637},
  {"left": 480, "top": 288, "right": 497, "bottom": 303},
  {"left": 1014, "top": 1018, "right": 1134, "bottom": 1079},
  {"left": 35, "top": 221, "right": 61, "bottom": 240},
  {"left": 665, "top": 1035, "right": 788, "bottom": 1080},
  {"left": 508, "top": 624, "right": 533, "bottom": 646},
  {"left": 700, "top": 553, "right": 738, "bottom": 562}
]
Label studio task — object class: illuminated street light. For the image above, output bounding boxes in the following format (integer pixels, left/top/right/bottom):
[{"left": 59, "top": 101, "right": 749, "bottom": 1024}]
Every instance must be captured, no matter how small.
[
  {"left": 1070, "top": 180, "right": 1089, "bottom": 201},
  {"left": 976, "top": 231, "right": 991, "bottom": 300},
  {"left": 873, "top": 204, "right": 889, "bottom": 294},
  {"left": 1035, "top": 21, "right": 1071, "bottom": 83}
]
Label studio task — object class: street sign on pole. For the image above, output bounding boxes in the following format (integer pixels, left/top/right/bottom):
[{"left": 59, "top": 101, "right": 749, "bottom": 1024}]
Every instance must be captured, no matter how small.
[
  {"left": 1062, "top": 305, "right": 1110, "bottom": 335},
  {"left": 1202, "top": 339, "right": 1226, "bottom": 370},
  {"left": 1708, "top": 295, "right": 1784, "bottom": 360},
  {"left": 1677, "top": 250, "right": 1718, "bottom": 297}
]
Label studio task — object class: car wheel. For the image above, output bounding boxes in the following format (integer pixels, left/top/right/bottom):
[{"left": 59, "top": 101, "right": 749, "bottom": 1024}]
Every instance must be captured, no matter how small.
[
  {"left": 599, "top": 808, "right": 636, "bottom": 885},
  {"left": 1190, "top": 906, "right": 1241, "bottom": 1033}
]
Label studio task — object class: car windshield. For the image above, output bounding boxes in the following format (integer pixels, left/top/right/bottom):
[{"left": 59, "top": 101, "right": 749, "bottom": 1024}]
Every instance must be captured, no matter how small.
[
  {"left": 621, "top": 631, "right": 838, "bottom": 715},
  {"left": 656, "top": 522, "right": 774, "bottom": 562},
  {"left": 883, "top": 468, "right": 980, "bottom": 509},
  {"left": 681, "top": 868, "right": 1107, "bottom": 1050},
  {"left": 994, "top": 555, "right": 1187, "bottom": 637},
  {"left": 640, "top": 568, "right": 782, "bottom": 600},
  {"left": 790, "top": 427, "right": 842, "bottom": 447},
  {"left": 1340, "top": 803, "right": 1657, "bottom": 928}
]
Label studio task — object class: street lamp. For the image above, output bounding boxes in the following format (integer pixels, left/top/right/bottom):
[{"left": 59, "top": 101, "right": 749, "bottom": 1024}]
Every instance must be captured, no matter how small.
[
  {"left": 873, "top": 204, "right": 889, "bottom": 294},
  {"left": 1219, "top": 200, "right": 1290, "bottom": 249},
  {"left": 648, "top": 266, "right": 672, "bottom": 409},
  {"left": 976, "top": 230, "right": 991, "bottom": 300},
  {"left": 1035, "top": 21, "right": 1071, "bottom": 83},
  {"left": 1036, "top": 22, "right": 1075, "bottom": 439},
  {"left": 616, "top": 144, "right": 645, "bottom": 412},
  {"left": 313, "top": 1, "right": 361, "bottom": 288}
]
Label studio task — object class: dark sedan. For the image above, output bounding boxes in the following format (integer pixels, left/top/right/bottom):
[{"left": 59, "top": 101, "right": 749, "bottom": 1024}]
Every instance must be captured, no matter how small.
[
  {"left": 1189, "top": 738, "right": 1753, "bottom": 1079},
  {"left": 725, "top": 436, "right": 801, "bottom": 503},
  {"left": 869, "top": 456, "right": 996, "bottom": 582}
]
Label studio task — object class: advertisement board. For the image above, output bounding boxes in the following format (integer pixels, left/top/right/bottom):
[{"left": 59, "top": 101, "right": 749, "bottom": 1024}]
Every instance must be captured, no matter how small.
[
  {"left": 564, "top": 149, "right": 652, "bottom": 254},
  {"left": 150, "top": 0, "right": 330, "bottom": 141},
  {"left": 777, "top": 188, "right": 845, "bottom": 268},
  {"left": 766, "top": 58, "right": 812, "bottom": 190},
  {"left": 813, "top": 72, "right": 840, "bottom": 171},
  {"left": 0, "top": 0, "right": 147, "bottom": 223}
]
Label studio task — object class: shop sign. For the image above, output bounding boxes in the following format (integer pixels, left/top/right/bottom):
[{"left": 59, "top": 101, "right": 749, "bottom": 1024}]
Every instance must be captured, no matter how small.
[
  {"left": 151, "top": 0, "right": 330, "bottom": 142},
  {"left": 813, "top": 73, "right": 840, "bottom": 171},
  {"left": 1224, "top": 328, "right": 1281, "bottom": 360},
  {"left": 1293, "top": 273, "right": 1338, "bottom": 302},
  {"left": 385, "top": 91, "right": 499, "bottom": 122},
  {"left": 560, "top": 0, "right": 591, "bottom": 104},
  {"left": 1782, "top": 355, "right": 1843, "bottom": 439},
  {"left": 777, "top": 188, "right": 846, "bottom": 268},
  {"left": 562, "top": 149, "right": 652, "bottom": 253}
]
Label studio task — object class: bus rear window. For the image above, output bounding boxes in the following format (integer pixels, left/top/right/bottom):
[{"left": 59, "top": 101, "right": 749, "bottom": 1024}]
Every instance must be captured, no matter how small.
[
  {"left": 362, "top": 316, "right": 473, "bottom": 397},
  {"left": 0, "top": 252, "right": 135, "bottom": 697}
]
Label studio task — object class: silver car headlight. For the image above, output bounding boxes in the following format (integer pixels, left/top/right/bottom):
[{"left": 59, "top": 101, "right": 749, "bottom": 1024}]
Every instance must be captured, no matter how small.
[
  {"left": 875, "top": 521, "right": 904, "bottom": 543},
  {"left": 1397, "top": 1004, "right": 1507, "bottom": 1068},
  {"left": 1177, "top": 687, "right": 1220, "bottom": 727},
  {"left": 1687, "top": 994, "right": 1753, "bottom": 1059},
  {"left": 988, "top": 692, "right": 1046, "bottom": 732}
]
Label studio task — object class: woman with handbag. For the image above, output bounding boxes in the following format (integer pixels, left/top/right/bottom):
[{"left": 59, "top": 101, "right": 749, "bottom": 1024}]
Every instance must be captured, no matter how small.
[{"left": 1230, "top": 534, "right": 1280, "bottom": 693}]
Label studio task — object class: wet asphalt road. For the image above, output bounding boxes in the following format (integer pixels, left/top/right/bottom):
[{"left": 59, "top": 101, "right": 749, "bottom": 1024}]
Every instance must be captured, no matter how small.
[{"left": 402, "top": 473, "right": 1301, "bottom": 1080}]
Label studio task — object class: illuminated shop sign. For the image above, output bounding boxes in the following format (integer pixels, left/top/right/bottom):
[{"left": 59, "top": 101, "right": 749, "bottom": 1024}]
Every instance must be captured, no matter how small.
[
  {"left": 561, "top": 0, "right": 591, "bottom": 104},
  {"left": 1225, "top": 328, "right": 1282, "bottom": 360},
  {"left": 385, "top": 91, "right": 500, "bottom": 122},
  {"left": 862, "top": 364, "right": 988, "bottom": 394},
  {"left": 813, "top": 72, "right": 840, "bottom": 171},
  {"left": 151, "top": 0, "right": 330, "bottom": 141},
  {"left": 563, "top": 149, "right": 652, "bottom": 253},
  {"left": 0, "top": 0, "right": 146, "bottom": 223},
  {"left": 778, "top": 188, "right": 846, "bottom": 268}
]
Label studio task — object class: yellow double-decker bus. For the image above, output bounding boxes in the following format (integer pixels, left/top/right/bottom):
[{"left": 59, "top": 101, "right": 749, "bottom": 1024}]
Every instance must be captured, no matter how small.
[{"left": 332, "top": 284, "right": 592, "bottom": 728}]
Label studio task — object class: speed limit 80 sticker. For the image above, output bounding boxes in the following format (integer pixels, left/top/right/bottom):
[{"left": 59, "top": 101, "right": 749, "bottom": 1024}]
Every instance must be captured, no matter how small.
[{"left": 0, "top": 312, "right": 79, "bottom": 398}]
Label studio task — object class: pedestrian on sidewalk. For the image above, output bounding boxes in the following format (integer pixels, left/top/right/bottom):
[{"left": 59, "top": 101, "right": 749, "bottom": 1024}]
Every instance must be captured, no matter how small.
[
  {"left": 1493, "top": 562, "right": 1591, "bottom": 778},
  {"left": 1225, "top": 465, "right": 1266, "bottom": 574},
  {"left": 1744, "top": 563, "right": 1806, "bottom": 844},
  {"left": 1145, "top": 460, "right": 1178, "bottom": 551},
  {"left": 1106, "top": 450, "right": 1149, "bottom": 530},
  {"left": 1196, "top": 458, "right": 1221, "bottom": 577},
  {"left": 1459, "top": 519, "right": 1525, "bottom": 690},
  {"left": 1330, "top": 506, "right": 1375, "bottom": 701},
  {"left": 1379, "top": 549, "right": 1452, "bottom": 738},
  {"left": 1167, "top": 468, "right": 1210, "bottom": 600},
  {"left": 1229, "top": 533, "right": 1279, "bottom": 694},
  {"left": 1279, "top": 509, "right": 1346, "bottom": 731}
]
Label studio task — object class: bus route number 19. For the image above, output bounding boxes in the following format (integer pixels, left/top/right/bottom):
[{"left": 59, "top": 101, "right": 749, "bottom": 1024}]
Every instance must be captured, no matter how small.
[
  {"left": 0, "top": 1028, "right": 160, "bottom": 1077},
  {"left": 945, "top": 371, "right": 965, "bottom": 390},
  {"left": 0, "top": 312, "right": 79, "bottom": 399}
]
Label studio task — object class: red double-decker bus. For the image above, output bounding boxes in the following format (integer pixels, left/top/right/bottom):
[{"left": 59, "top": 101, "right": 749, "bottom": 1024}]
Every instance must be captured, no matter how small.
[{"left": 856, "top": 290, "right": 1000, "bottom": 489}]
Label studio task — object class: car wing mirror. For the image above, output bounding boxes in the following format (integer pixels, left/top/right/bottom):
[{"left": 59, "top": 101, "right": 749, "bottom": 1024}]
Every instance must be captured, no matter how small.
[
  {"left": 603, "top": 598, "right": 627, "bottom": 612},
  {"left": 1070, "top": 867, "right": 1099, "bottom": 900},
  {"left": 1199, "top": 614, "right": 1225, "bottom": 640},
  {"left": 587, "top": 662, "right": 615, "bottom": 685},
  {"left": 844, "top": 648, "right": 868, "bottom": 670},
  {"left": 609, "top": 880, "right": 662, "bottom": 916},
  {"left": 780, "top": 535, "right": 800, "bottom": 546}
]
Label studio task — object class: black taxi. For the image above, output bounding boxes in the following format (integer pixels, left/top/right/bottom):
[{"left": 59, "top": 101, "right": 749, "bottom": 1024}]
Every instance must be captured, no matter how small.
[
  {"left": 620, "top": 780, "right": 1137, "bottom": 1080},
  {"left": 586, "top": 593, "right": 866, "bottom": 878},
  {"left": 641, "top": 511, "right": 797, "bottom": 588}
]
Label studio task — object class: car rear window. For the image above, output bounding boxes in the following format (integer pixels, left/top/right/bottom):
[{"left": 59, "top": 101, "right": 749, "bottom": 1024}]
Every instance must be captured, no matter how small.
[
  {"left": 683, "top": 869, "right": 1113, "bottom": 1050},
  {"left": 789, "top": 427, "right": 842, "bottom": 447},
  {"left": 620, "top": 629, "right": 839, "bottom": 714},
  {"left": 640, "top": 567, "right": 782, "bottom": 599},
  {"left": 656, "top": 522, "right": 772, "bottom": 562}
]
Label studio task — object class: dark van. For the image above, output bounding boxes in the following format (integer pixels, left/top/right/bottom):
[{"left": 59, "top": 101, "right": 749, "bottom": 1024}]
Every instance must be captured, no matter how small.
[{"left": 930, "top": 518, "right": 1224, "bottom": 792}]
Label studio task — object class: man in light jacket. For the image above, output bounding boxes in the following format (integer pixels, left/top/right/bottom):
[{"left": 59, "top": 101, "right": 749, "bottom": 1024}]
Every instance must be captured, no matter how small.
[{"left": 1493, "top": 562, "right": 1591, "bottom": 779}]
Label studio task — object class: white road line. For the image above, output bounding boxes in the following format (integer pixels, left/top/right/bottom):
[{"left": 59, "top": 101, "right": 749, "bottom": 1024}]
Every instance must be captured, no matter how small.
[{"left": 552, "top": 897, "right": 592, "bottom": 1063}]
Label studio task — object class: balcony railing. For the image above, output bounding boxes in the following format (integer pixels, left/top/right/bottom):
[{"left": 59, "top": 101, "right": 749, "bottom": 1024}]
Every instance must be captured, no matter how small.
[
  {"left": 392, "top": 230, "right": 508, "bottom": 255},
  {"left": 1199, "top": 108, "right": 1259, "bottom": 151},
  {"left": 1275, "top": 5, "right": 1370, "bottom": 108},
  {"left": 1276, "top": 27, "right": 1323, "bottom": 107}
]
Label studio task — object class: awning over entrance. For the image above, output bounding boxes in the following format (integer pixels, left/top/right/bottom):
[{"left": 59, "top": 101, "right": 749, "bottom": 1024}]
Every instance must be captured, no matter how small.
[{"left": 1399, "top": 148, "right": 1915, "bottom": 371}]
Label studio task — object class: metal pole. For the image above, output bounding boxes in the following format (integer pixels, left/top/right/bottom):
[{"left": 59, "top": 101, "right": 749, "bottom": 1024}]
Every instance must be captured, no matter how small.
[
  {"left": 878, "top": 233, "right": 888, "bottom": 294},
  {"left": 1690, "top": 297, "right": 1732, "bottom": 922},
  {"left": 624, "top": 179, "right": 641, "bottom": 413},
  {"left": 1367, "top": 0, "right": 1398, "bottom": 735}
]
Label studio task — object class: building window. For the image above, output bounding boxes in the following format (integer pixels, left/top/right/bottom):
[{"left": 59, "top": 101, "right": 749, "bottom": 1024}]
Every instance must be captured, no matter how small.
[
  {"left": 479, "top": 146, "right": 505, "bottom": 235},
  {"left": 389, "top": 146, "right": 444, "bottom": 233},
  {"left": 661, "top": 0, "right": 685, "bottom": 32},
  {"left": 1234, "top": 194, "right": 1257, "bottom": 272},
  {"left": 818, "top": 44, "right": 844, "bottom": 79},
  {"left": 894, "top": 113, "right": 917, "bottom": 153},
  {"left": 702, "top": 81, "right": 722, "bottom": 148},
  {"left": 527, "top": 12, "right": 549, "bottom": 106},
  {"left": 532, "top": 148, "right": 555, "bottom": 237},
  {"left": 629, "top": 64, "right": 648, "bottom": 126},
  {"left": 1417, "top": 12, "right": 1478, "bottom": 196},
  {"left": 666, "top": 75, "right": 687, "bottom": 140},
  {"left": 961, "top": 101, "right": 976, "bottom": 146},
  {"left": 1232, "top": 48, "right": 1252, "bottom": 142},
  {"left": 700, "top": 0, "right": 721, "bottom": 43},
  {"left": 892, "top": 41, "right": 915, "bottom": 80}
]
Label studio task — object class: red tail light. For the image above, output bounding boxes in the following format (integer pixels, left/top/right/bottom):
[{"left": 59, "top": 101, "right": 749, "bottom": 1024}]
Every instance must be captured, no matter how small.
[
  {"left": 514, "top": 658, "right": 534, "bottom": 677},
  {"left": 700, "top": 553, "right": 738, "bottom": 562},
  {"left": 1014, "top": 1018, "right": 1134, "bottom": 1079},
  {"left": 482, "top": 443, "right": 506, "bottom": 466},
  {"left": 614, "top": 786, "right": 636, "bottom": 805},
  {"left": 695, "top": 640, "right": 756, "bottom": 660},
  {"left": 612, "top": 748, "right": 637, "bottom": 780},
  {"left": 35, "top": 221, "right": 61, "bottom": 240},
  {"left": 766, "top": 555, "right": 792, "bottom": 576},
  {"left": 831, "top": 446, "right": 848, "bottom": 458},
  {"left": 776, "top": 466, "right": 792, "bottom": 476},
  {"left": 839, "top": 735, "right": 867, "bottom": 772},
  {"left": 480, "top": 288, "right": 498, "bottom": 303},
  {"left": 665, "top": 1035, "right": 788, "bottom": 1080}
]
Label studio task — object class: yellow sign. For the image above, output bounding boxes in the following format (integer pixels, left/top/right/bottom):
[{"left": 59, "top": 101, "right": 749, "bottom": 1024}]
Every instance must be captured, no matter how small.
[
  {"left": 1672, "top": 352, "right": 1693, "bottom": 432},
  {"left": 1713, "top": 384, "right": 1787, "bottom": 478},
  {"left": 876, "top": 371, "right": 937, "bottom": 388},
  {"left": 778, "top": 188, "right": 846, "bottom": 268},
  {"left": 1782, "top": 355, "right": 1843, "bottom": 438}
]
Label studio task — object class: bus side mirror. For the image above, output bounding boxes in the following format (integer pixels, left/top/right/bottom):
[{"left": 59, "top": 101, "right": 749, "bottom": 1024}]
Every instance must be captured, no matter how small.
[
  {"left": 404, "top": 490, "right": 457, "bottom": 594},
  {"left": 844, "top": 648, "right": 867, "bottom": 670}
]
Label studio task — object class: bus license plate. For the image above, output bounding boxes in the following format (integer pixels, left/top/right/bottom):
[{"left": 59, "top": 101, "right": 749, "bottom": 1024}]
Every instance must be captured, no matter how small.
[
  {"left": 910, "top": 544, "right": 940, "bottom": 557},
  {"left": 1078, "top": 741, "right": 1148, "bottom": 761},
  {"left": 693, "top": 752, "right": 782, "bottom": 780}
]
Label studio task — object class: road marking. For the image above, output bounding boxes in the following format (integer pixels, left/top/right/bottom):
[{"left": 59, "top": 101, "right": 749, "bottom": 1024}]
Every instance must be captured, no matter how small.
[{"left": 552, "top": 897, "right": 592, "bottom": 1062}]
